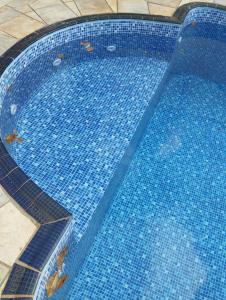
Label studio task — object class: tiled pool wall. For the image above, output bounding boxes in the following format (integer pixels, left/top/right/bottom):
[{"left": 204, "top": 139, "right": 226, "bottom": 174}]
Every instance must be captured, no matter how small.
[
  {"left": 172, "top": 6, "right": 226, "bottom": 83},
  {"left": 34, "top": 219, "right": 74, "bottom": 300},
  {"left": 0, "top": 4, "right": 226, "bottom": 299}
]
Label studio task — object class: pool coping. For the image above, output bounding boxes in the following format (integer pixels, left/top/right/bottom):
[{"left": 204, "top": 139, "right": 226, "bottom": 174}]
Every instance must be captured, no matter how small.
[{"left": 0, "top": 1, "right": 226, "bottom": 298}]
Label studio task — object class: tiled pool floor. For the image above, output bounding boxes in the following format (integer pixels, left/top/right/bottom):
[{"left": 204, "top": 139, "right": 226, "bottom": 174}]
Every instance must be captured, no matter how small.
[
  {"left": 10, "top": 54, "right": 168, "bottom": 242},
  {"left": 67, "top": 74, "right": 226, "bottom": 300}
]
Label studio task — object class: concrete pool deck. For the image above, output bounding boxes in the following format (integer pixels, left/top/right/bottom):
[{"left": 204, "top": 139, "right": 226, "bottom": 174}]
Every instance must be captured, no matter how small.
[
  {"left": 0, "top": 186, "right": 38, "bottom": 294},
  {"left": 0, "top": 0, "right": 226, "bottom": 55}
]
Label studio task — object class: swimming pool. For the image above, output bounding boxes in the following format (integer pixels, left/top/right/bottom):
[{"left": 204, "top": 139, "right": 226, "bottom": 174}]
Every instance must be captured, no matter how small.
[{"left": 0, "top": 4, "right": 225, "bottom": 300}]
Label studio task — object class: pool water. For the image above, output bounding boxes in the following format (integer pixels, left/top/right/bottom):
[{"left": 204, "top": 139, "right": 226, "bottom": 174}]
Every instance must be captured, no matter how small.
[
  {"left": 67, "top": 73, "right": 225, "bottom": 300},
  {"left": 2, "top": 16, "right": 226, "bottom": 300}
]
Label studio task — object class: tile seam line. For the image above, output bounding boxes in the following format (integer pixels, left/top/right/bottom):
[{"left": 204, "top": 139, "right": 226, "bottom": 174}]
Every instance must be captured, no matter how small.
[
  {"left": 148, "top": 2, "right": 177, "bottom": 9},
  {"left": 5, "top": 4, "right": 44, "bottom": 25},
  {"left": 0, "top": 199, "right": 10, "bottom": 209},
  {"left": 15, "top": 260, "right": 40, "bottom": 273},
  {"left": 105, "top": 0, "right": 114, "bottom": 13},
  {"left": 146, "top": 1, "right": 180, "bottom": 9},
  {"left": 0, "top": 28, "right": 19, "bottom": 40},
  {"left": 27, "top": 3, "right": 48, "bottom": 25},
  {"left": 41, "top": 215, "right": 72, "bottom": 225},
  {"left": 13, "top": 178, "right": 31, "bottom": 195},
  {"left": 72, "top": 0, "right": 82, "bottom": 16},
  {"left": 59, "top": 0, "right": 78, "bottom": 17},
  {"left": 0, "top": 260, "right": 10, "bottom": 268},
  {"left": 0, "top": 166, "right": 19, "bottom": 180},
  {"left": 1, "top": 293, "right": 33, "bottom": 298}
]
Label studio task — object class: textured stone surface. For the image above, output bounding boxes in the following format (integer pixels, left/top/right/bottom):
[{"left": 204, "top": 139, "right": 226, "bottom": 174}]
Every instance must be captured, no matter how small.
[
  {"left": 0, "top": 202, "right": 37, "bottom": 266},
  {"left": 0, "top": 186, "right": 9, "bottom": 208},
  {"left": 118, "top": 0, "right": 149, "bottom": 13},
  {"left": 76, "top": 0, "right": 111, "bottom": 15},
  {"left": 0, "top": 14, "right": 43, "bottom": 38},
  {"left": 148, "top": 2, "right": 175, "bottom": 16},
  {"left": 0, "top": 0, "right": 220, "bottom": 45}
]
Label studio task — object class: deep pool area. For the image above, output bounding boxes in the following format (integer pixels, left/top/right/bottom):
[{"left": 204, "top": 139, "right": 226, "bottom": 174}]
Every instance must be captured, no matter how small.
[
  {"left": 67, "top": 73, "right": 226, "bottom": 300},
  {"left": 0, "top": 5, "right": 225, "bottom": 300}
]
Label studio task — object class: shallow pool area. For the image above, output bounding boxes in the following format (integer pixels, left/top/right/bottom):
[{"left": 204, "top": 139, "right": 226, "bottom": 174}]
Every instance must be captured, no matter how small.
[
  {"left": 9, "top": 49, "right": 171, "bottom": 240},
  {"left": 0, "top": 4, "right": 225, "bottom": 300}
]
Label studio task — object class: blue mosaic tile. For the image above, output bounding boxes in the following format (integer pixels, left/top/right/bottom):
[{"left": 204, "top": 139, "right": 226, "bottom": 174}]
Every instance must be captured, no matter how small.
[
  {"left": 19, "top": 219, "right": 69, "bottom": 271},
  {"left": 2, "top": 264, "right": 39, "bottom": 295},
  {"left": 6, "top": 43, "right": 172, "bottom": 243},
  {"left": 67, "top": 74, "right": 226, "bottom": 300},
  {"left": 0, "top": 167, "right": 29, "bottom": 195}
]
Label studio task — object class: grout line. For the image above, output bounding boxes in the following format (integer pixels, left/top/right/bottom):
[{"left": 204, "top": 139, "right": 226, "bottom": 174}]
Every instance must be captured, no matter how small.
[
  {"left": 0, "top": 153, "right": 11, "bottom": 159},
  {"left": 2, "top": 293, "right": 34, "bottom": 298},
  {"left": 148, "top": 2, "right": 177, "bottom": 10},
  {"left": 147, "top": 0, "right": 151, "bottom": 14},
  {"left": 147, "top": 0, "right": 181, "bottom": 9},
  {"left": 27, "top": 3, "right": 48, "bottom": 25},
  {"left": 0, "top": 166, "right": 18, "bottom": 180},
  {"left": 42, "top": 215, "right": 71, "bottom": 225},
  {"left": 6, "top": 4, "right": 45, "bottom": 26},
  {"left": 13, "top": 178, "right": 31, "bottom": 194},
  {"left": 0, "top": 199, "right": 10, "bottom": 209},
  {"left": 34, "top": 190, "right": 44, "bottom": 200},
  {"left": 0, "top": 28, "right": 19, "bottom": 40},
  {"left": 0, "top": 27, "right": 21, "bottom": 40},
  {"left": 60, "top": 0, "right": 78, "bottom": 16},
  {"left": 0, "top": 260, "right": 10, "bottom": 268},
  {"left": 16, "top": 260, "right": 40, "bottom": 273},
  {"left": 105, "top": 0, "right": 114, "bottom": 13},
  {"left": 72, "top": 0, "right": 82, "bottom": 16}
]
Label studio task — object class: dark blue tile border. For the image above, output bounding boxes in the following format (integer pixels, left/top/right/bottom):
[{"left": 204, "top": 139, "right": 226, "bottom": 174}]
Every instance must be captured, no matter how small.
[
  {"left": 1, "top": 2, "right": 226, "bottom": 298},
  {"left": 0, "top": 141, "right": 8, "bottom": 158},
  {"left": 0, "top": 167, "right": 29, "bottom": 195},
  {"left": 0, "top": 155, "right": 17, "bottom": 179},
  {"left": 2, "top": 264, "right": 39, "bottom": 295},
  {"left": 19, "top": 220, "right": 69, "bottom": 271}
]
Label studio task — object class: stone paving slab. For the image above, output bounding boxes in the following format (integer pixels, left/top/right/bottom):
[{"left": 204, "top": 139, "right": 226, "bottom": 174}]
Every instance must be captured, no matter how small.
[
  {"left": 76, "top": 0, "right": 112, "bottom": 15},
  {"left": 148, "top": 2, "right": 177, "bottom": 15},
  {"left": 0, "top": 201, "right": 37, "bottom": 266},
  {"left": 118, "top": 0, "right": 149, "bottom": 13},
  {"left": 1, "top": 0, "right": 225, "bottom": 55}
]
